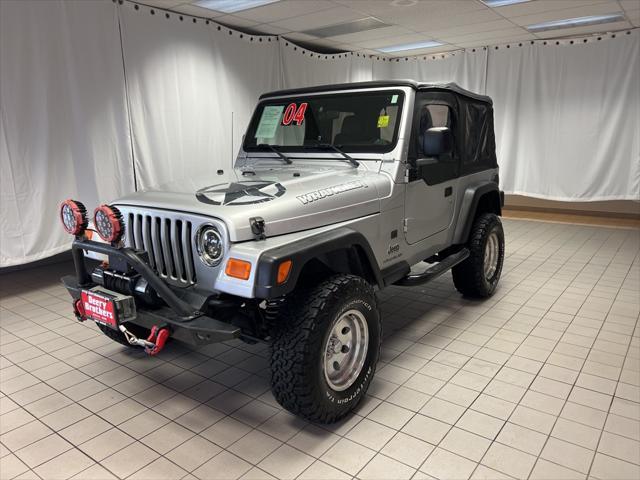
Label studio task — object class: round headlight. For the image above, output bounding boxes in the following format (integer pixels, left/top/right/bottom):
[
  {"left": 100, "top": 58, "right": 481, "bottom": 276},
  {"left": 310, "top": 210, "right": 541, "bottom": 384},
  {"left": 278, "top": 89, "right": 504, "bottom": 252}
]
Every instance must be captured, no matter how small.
[
  {"left": 196, "top": 225, "right": 224, "bottom": 266},
  {"left": 93, "top": 204, "right": 124, "bottom": 243},
  {"left": 60, "top": 199, "right": 88, "bottom": 236}
]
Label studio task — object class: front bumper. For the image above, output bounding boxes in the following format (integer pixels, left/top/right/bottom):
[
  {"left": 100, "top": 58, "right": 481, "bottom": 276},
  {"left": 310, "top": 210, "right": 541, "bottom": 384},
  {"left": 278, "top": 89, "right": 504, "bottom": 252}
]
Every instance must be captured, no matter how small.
[{"left": 63, "top": 239, "right": 240, "bottom": 346}]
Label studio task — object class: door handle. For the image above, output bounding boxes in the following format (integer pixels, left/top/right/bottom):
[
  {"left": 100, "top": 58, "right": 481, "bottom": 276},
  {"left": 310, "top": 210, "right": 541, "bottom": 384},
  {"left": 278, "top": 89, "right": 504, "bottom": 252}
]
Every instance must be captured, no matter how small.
[{"left": 444, "top": 186, "right": 453, "bottom": 197}]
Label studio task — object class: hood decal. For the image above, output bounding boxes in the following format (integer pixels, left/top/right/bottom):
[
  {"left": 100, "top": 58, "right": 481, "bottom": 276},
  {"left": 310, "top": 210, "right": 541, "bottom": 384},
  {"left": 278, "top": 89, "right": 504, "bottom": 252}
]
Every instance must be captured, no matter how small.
[
  {"left": 296, "top": 180, "right": 367, "bottom": 205},
  {"left": 196, "top": 181, "right": 286, "bottom": 206}
]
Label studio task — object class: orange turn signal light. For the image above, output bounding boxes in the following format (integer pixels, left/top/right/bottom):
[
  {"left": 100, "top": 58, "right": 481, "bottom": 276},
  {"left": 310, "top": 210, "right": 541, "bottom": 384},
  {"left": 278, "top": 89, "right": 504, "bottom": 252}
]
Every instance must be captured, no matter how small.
[
  {"left": 225, "top": 258, "right": 251, "bottom": 280},
  {"left": 277, "top": 260, "right": 293, "bottom": 285}
]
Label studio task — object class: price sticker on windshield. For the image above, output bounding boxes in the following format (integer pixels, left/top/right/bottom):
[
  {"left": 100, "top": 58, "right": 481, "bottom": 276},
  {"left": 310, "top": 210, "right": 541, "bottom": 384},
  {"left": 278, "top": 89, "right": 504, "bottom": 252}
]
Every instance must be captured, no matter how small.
[
  {"left": 255, "top": 105, "right": 284, "bottom": 139},
  {"left": 282, "top": 102, "right": 308, "bottom": 126}
]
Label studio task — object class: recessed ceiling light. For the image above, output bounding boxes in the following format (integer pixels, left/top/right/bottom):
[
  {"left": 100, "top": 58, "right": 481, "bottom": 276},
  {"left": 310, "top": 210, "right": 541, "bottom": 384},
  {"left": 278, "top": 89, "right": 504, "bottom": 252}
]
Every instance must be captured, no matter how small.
[
  {"left": 194, "top": 0, "right": 280, "bottom": 14},
  {"left": 391, "top": 0, "right": 418, "bottom": 6},
  {"left": 377, "top": 40, "right": 444, "bottom": 53},
  {"left": 526, "top": 12, "right": 626, "bottom": 33},
  {"left": 482, "top": 0, "right": 531, "bottom": 7},
  {"left": 302, "top": 17, "right": 391, "bottom": 38}
]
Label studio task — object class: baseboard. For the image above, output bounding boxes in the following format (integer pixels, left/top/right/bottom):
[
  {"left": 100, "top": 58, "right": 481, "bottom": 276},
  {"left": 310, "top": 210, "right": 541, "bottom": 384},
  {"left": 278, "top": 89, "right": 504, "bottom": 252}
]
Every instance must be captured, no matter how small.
[{"left": 503, "top": 207, "right": 640, "bottom": 228}]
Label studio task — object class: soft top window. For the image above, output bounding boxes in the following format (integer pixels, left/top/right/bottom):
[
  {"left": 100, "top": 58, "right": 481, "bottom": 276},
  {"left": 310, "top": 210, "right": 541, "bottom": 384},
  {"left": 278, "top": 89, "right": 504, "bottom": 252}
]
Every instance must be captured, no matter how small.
[
  {"left": 244, "top": 90, "right": 404, "bottom": 153},
  {"left": 461, "top": 100, "right": 497, "bottom": 172}
]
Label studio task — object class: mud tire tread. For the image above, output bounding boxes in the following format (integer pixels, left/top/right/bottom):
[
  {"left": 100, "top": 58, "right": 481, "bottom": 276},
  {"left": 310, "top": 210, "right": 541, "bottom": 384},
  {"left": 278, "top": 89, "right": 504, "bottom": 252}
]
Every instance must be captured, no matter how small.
[
  {"left": 452, "top": 213, "right": 504, "bottom": 298},
  {"left": 270, "top": 274, "right": 380, "bottom": 424}
]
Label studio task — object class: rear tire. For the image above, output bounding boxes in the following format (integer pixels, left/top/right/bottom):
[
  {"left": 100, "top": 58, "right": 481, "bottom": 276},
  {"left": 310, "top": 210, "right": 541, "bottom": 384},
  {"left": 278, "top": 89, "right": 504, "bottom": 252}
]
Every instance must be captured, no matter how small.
[
  {"left": 270, "top": 274, "right": 381, "bottom": 424},
  {"left": 452, "top": 213, "right": 504, "bottom": 298}
]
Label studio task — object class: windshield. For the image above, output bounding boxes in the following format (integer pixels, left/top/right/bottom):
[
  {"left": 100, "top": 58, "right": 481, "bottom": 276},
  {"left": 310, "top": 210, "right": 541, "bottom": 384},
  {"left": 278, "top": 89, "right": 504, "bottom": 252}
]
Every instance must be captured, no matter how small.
[{"left": 244, "top": 90, "right": 404, "bottom": 153}]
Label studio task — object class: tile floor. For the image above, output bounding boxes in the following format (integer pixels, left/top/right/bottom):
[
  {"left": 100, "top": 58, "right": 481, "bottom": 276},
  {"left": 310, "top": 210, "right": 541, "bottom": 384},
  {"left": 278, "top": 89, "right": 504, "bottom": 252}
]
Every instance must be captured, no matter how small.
[{"left": 1, "top": 219, "right": 639, "bottom": 480}]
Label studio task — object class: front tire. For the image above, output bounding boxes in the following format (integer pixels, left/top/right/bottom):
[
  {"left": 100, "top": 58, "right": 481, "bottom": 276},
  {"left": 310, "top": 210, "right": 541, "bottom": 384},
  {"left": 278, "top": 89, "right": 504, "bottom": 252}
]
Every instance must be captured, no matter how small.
[
  {"left": 270, "top": 274, "right": 381, "bottom": 424},
  {"left": 452, "top": 213, "right": 504, "bottom": 298}
]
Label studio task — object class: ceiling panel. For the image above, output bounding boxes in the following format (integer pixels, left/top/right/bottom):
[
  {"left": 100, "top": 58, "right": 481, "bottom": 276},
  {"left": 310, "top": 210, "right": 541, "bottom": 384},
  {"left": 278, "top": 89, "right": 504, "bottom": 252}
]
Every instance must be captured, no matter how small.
[
  {"left": 283, "top": 31, "right": 323, "bottom": 42},
  {"left": 456, "top": 33, "right": 537, "bottom": 47},
  {"left": 232, "top": 0, "right": 335, "bottom": 23},
  {"left": 354, "top": 33, "right": 432, "bottom": 49},
  {"left": 401, "top": 9, "right": 504, "bottom": 31},
  {"left": 533, "top": 20, "right": 632, "bottom": 38},
  {"left": 381, "top": 45, "right": 460, "bottom": 58},
  {"left": 253, "top": 23, "right": 291, "bottom": 34},
  {"left": 439, "top": 27, "right": 530, "bottom": 45},
  {"left": 293, "top": 37, "right": 342, "bottom": 48},
  {"left": 327, "top": 25, "right": 413, "bottom": 44},
  {"left": 621, "top": 0, "right": 640, "bottom": 12},
  {"left": 331, "top": 0, "right": 487, "bottom": 26},
  {"left": 626, "top": 9, "right": 640, "bottom": 26},
  {"left": 269, "top": 6, "right": 364, "bottom": 31},
  {"left": 333, "top": 0, "right": 487, "bottom": 18},
  {"left": 427, "top": 19, "right": 516, "bottom": 38},
  {"left": 332, "top": 43, "right": 359, "bottom": 51},
  {"left": 171, "top": 4, "right": 225, "bottom": 17},
  {"left": 215, "top": 14, "right": 261, "bottom": 28},
  {"left": 508, "top": 2, "right": 627, "bottom": 27},
  {"left": 145, "top": 0, "right": 636, "bottom": 55},
  {"left": 496, "top": 0, "right": 613, "bottom": 18},
  {"left": 138, "top": 0, "right": 188, "bottom": 7}
]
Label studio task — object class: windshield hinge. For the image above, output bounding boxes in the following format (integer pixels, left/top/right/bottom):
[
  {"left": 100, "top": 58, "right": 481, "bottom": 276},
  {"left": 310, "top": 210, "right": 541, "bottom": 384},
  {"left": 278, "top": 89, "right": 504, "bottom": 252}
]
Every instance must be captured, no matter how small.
[{"left": 250, "top": 217, "right": 266, "bottom": 240}]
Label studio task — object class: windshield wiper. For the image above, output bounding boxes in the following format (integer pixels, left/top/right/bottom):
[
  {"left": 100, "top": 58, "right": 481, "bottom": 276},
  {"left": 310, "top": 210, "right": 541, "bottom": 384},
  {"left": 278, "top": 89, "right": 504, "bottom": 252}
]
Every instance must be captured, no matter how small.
[
  {"left": 256, "top": 144, "right": 292, "bottom": 164},
  {"left": 302, "top": 143, "right": 359, "bottom": 168}
]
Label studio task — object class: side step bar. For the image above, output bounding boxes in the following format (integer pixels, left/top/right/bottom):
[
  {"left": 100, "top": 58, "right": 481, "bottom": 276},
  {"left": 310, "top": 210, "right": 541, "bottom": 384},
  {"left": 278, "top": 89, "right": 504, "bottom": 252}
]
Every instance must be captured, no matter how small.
[{"left": 395, "top": 248, "right": 470, "bottom": 287}]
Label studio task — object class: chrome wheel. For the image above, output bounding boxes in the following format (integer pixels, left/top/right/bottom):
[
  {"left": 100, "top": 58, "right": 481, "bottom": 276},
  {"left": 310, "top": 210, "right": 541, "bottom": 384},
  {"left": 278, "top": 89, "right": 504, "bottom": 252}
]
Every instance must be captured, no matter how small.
[
  {"left": 484, "top": 230, "right": 500, "bottom": 280},
  {"left": 323, "top": 309, "right": 369, "bottom": 392}
]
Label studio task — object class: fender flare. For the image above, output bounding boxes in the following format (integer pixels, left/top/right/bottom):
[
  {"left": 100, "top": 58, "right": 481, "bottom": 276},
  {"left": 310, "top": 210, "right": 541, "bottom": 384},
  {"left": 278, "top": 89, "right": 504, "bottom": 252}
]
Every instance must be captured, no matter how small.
[
  {"left": 254, "top": 227, "right": 383, "bottom": 299},
  {"left": 453, "top": 182, "right": 503, "bottom": 244}
]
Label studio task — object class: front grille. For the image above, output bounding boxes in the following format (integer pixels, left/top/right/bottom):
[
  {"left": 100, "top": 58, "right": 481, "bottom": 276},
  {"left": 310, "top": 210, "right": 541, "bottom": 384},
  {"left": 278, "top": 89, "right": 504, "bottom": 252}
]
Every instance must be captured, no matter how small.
[{"left": 126, "top": 213, "right": 197, "bottom": 286}]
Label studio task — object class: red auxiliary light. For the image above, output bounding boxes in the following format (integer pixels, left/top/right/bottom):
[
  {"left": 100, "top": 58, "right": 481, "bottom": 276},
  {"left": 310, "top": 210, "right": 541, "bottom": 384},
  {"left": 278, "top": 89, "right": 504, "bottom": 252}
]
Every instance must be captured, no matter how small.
[
  {"left": 93, "top": 204, "right": 124, "bottom": 243},
  {"left": 60, "top": 199, "right": 88, "bottom": 236}
]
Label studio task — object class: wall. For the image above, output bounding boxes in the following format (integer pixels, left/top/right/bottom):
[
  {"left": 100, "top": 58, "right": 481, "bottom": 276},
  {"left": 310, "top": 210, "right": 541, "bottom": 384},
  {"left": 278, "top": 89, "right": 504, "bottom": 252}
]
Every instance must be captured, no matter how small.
[
  {"left": 1, "top": 0, "right": 638, "bottom": 266},
  {"left": 0, "top": 0, "right": 134, "bottom": 266},
  {"left": 486, "top": 31, "right": 639, "bottom": 202}
]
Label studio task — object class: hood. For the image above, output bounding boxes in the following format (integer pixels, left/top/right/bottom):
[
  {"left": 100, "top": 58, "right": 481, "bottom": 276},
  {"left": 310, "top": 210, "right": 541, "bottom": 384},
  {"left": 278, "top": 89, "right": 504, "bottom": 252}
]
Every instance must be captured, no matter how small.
[{"left": 114, "top": 165, "right": 391, "bottom": 242}]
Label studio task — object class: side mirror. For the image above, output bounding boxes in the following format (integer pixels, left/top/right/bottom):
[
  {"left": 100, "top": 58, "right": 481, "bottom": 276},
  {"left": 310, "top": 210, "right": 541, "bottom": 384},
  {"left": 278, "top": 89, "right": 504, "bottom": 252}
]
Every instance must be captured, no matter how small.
[{"left": 422, "top": 127, "right": 452, "bottom": 157}]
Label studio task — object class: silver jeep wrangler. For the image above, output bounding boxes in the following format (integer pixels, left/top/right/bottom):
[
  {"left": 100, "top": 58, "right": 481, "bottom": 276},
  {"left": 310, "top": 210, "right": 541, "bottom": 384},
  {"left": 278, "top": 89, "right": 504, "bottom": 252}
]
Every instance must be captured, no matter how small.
[{"left": 60, "top": 80, "right": 505, "bottom": 423}]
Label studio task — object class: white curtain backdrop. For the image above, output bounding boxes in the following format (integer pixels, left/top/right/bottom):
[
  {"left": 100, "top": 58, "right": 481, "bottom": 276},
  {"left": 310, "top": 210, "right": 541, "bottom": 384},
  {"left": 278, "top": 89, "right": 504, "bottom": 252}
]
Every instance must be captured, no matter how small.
[
  {"left": 372, "top": 49, "right": 489, "bottom": 94},
  {"left": 280, "top": 41, "right": 373, "bottom": 88},
  {"left": 0, "top": 0, "right": 134, "bottom": 267},
  {"left": 487, "top": 31, "right": 640, "bottom": 201},
  {"left": 1, "top": 0, "right": 638, "bottom": 266},
  {"left": 119, "top": 1, "right": 281, "bottom": 190}
]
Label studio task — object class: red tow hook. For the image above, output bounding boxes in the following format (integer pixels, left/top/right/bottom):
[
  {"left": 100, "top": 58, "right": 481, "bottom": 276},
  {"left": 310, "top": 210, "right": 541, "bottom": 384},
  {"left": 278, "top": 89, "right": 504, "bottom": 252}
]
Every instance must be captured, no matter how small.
[
  {"left": 144, "top": 325, "right": 170, "bottom": 356},
  {"left": 74, "top": 299, "right": 86, "bottom": 322}
]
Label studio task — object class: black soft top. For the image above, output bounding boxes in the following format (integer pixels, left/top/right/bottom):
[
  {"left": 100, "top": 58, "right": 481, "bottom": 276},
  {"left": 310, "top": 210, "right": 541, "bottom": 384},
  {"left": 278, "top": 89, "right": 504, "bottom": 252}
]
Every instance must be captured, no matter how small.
[{"left": 260, "top": 80, "right": 492, "bottom": 105}]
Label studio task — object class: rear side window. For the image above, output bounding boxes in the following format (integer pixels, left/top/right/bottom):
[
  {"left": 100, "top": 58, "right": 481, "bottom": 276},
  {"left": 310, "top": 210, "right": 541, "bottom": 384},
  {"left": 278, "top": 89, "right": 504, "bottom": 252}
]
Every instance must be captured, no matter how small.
[
  {"left": 425, "top": 104, "right": 451, "bottom": 128},
  {"left": 461, "top": 101, "right": 497, "bottom": 172}
]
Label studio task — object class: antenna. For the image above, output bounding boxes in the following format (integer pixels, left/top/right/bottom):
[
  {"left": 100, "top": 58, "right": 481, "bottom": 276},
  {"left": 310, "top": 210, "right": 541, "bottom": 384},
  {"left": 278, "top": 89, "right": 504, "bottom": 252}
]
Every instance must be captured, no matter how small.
[{"left": 231, "top": 111, "right": 234, "bottom": 171}]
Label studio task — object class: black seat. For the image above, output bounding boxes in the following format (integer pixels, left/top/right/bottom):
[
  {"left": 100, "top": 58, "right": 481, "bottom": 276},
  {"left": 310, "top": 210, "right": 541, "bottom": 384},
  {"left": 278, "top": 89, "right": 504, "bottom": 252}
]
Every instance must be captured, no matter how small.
[{"left": 334, "top": 115, "right": 366, "bottom": 145}]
